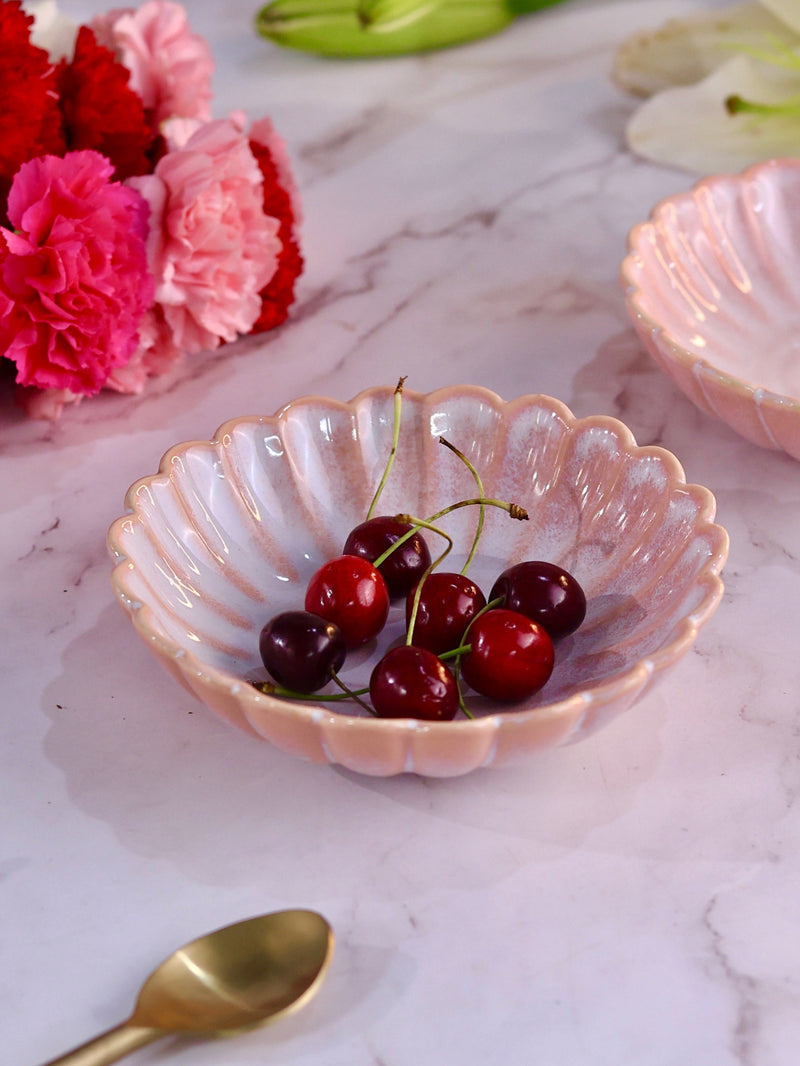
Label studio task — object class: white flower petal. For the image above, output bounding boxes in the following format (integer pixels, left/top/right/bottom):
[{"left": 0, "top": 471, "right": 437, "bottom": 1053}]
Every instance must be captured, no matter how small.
[
  {"left": 759, "top": 0, "right": 800, "bottom": 35},
  {"left": 612, "top": 0, "right": 799, "bottom": 97},
  {"left": 625, "top": 53, "right": 800, "bottom": 174},
  {"left": 23, "top": 0, "right": 77, "bottom": 61}
]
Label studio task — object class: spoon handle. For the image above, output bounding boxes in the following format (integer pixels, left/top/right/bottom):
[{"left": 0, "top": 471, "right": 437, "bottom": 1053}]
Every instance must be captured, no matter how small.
[{"left": 38, "top": 1022, "right": 162, "bottom": 1066}]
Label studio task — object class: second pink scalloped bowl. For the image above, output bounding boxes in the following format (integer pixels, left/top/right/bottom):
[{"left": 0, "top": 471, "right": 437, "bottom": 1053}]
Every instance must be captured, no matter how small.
[{"left": 622, "top": 158, "right": 800, "bottom": 461}]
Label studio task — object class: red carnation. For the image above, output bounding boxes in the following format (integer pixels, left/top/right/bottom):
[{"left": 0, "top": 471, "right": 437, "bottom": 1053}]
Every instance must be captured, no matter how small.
[
  {"left": 58, "top": 26, "right": 153, "bottom": 182},
  {"left": 248, "top": 128, "right": 303, "bottom": 332},
  {"left": 0, "top": 1, "right": 65, "bottom": 216}
]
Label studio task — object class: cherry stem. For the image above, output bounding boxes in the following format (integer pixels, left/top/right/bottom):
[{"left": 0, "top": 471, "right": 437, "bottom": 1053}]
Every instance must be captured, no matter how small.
[
  {"left": 425, "top": 497, "right": 528, "bottom": 523},
  {"left": 449, "top": 596, "right": 504, "bottom": 721},
  {"left": 439, "top": 644, "right": 471, "bottom": 660},
  {"left": 405, "top": 534, "right": 454, "bottom": 646},
  {"left": 438, "top": 437, "right": 485, "bottom": 576},
  {"left": 371, "top": 514, "right": 453, "bottom": 570},
  {"left": 330, "top": 670, "right": 375, "bottom": 714},
  {"left": 371, "top": 497, "right": 526, "bottom": 575},
  {"left": 365, "top": 376, "right": 407, "bottom": 521},
  {"left": 253, "top": 679, "right": 370, "bottom": 702}
]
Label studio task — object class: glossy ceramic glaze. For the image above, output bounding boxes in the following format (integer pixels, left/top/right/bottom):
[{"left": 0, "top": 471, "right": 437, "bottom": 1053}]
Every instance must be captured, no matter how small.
[
  {"left": 107, "top": 386, "right": 728, "bottom": 777},
  {"left": 621, "top": 158, "right": 800, "bottom": 460}
]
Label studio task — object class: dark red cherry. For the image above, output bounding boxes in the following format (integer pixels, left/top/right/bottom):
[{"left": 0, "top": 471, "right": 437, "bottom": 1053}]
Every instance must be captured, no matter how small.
[
  {"left": 305, "top": 555, "right": 389, "bottom": 649},
  {"left": 343, "top": 515, "right": 431, "bottom": 599},
  {"left": 405, "top": 572, "right": 486, "bottom": 655},
  {"left": 259, "top": 610, "right": 346, "bottom": 693},
  {"left": 490, "top": 560, "right": 586, "bottom": 639},
  {"left": 460, "top": 608, "right": 554, "bottom": 702},
  {"left": 369, "top": 645, "right": 459, "bottom": 721}
]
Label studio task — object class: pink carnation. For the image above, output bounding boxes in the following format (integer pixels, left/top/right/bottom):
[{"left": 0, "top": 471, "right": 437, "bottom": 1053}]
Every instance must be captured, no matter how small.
[
  {"left": 0, "top": 151, "right": 154, "bottom": 395},
  {"left": 91, "top": 1, "right": 213, "bottom": 127},
  {"left": 15, "top": 385, "right": 84, "bottom": 420},
  {"left": 128, "top": 116, "right": 281, "bottom": 357}
]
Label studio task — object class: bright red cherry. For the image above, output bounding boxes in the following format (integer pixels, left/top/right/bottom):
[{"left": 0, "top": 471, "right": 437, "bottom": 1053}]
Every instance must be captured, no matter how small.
[
  {"left": 490, "top": 560, "right": 586, "bottom": 639},
  {"left": 259, "top": 610, "right": 346, "bottom": 692},
  {"left": 369, "top": 645, "right": 459, "bottom": 721},
  {"left": 305, "top": 555, "right": 389, "bottom": 649},
  {"left": 405, "top": 572, "right": 486, "bottom": 655},
  {"left": 460, "top": 608, "right": 554, "bottom": 702},
  {"left": 343, "top": 515, "right": 431, "bottom": 599}
]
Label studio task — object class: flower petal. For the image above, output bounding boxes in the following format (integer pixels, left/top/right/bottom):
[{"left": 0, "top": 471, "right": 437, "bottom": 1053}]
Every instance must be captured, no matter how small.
[
  {"left": 612, "top": 1, "right": 799, "bottom": 97},
  {"left": 625, "top": 53, "right": 800, "bottom": 174},
  {"left": 760, "top": 0, "right": 800, "bottom": 35},
  {"left": 23, "top": 0, "right": 77, "bottom": 60}
]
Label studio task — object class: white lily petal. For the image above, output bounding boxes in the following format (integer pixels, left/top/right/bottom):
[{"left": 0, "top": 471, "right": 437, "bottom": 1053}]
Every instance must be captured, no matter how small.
[
  {"left": 759, "top": 0, "right": 800, "bottom": 35},
  {"left": 612, "top": 1, "right": 799, "bottom": 98},
  {"left": 22, "top": 0, "right": 77, "bottom": 61},
  {"left": 625, "top": 53, "right": 800, "bottom": 174}
]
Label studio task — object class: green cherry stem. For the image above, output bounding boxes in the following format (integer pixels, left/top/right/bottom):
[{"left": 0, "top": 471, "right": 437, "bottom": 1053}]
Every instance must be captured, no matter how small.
[
  {"left": 449, "top": 595, "right": 504, "bottom": 721},
  {"left": 371, "top": 496, "right": 527, "bottom": 574},
  {"left": 371, "top": 514, "right": 453, "bottom": 570},
  {"left": 425, "top": 497, "right": 528, "bottom": 524},
  {"left": 365, "top": 375, "right": 407, "bottom": 520},
  {"left": 330, "top": 670, "right": 375, "bottom": 714},
  {"left": 438, "top": 437, "right": 485, "bottom": 575},
  {"left": 438, "top": 644, "right": 471, "bottom": 660},
  {"left": 405, "top": 535, "right": 455, "bottom": 646},
  {"left": 253, "top": 678, "right": 370, "bottom": 703}
]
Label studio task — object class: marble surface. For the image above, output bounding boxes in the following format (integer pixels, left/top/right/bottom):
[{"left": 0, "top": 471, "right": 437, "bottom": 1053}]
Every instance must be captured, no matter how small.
[{"left": 3, "top": 1, "right": 799, "bottom": 1063}]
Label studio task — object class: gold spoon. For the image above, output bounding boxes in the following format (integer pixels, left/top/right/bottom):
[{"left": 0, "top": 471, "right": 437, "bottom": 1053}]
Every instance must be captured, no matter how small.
[{"left": 40, "top": 909, "right": 334, "bottom": 1066}]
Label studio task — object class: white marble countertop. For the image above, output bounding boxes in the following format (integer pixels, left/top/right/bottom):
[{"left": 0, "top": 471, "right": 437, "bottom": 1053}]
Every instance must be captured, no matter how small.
[{"left": 4, "top": 0, "right": 800, "bottom": 1062}]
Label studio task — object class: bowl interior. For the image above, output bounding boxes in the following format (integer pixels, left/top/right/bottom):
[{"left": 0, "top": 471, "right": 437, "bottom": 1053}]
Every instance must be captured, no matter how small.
[
  {"left": 627, "top": 159, "right": 800, "bottom": 398},
  {"left": 110, "top": 387, "right": 726, "bottom": 728}
]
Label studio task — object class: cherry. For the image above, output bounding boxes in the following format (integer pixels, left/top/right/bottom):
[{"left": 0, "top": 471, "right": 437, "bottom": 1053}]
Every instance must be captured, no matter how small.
[
  {"left": 490, "top": 560, "right": 586, "bottom": 639},
  {"left": 343, "top": 515, "right": 431, "bottom": 599},
  {"left": 460, "top": 608, "right": 554, "bottom": 702},
  {"left": 405, "top": 572, "right": 486, "bottom": 655},
  {"left": 369, "top": 645, "right": 459, "bottom": 721},
  {"left": 305, "top": 554, "right": 389, "bottom": 649},
  {"left": 259, "top": 610, "right": 346, "bottom": 692}
]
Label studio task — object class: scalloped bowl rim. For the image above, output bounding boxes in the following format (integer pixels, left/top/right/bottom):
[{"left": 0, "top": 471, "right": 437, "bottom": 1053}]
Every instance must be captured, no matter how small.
[
  {"left": 620, "top": 158, "right": 800, "bottom": 418},
  {"left": 107, "top": 385, "right": 729, "bottom": 775}
]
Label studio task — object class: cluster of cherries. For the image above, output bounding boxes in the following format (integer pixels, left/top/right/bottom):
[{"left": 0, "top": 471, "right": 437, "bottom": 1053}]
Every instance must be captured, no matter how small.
[{"left": 256, "top": 381, "right": 586, "bottom": 721}]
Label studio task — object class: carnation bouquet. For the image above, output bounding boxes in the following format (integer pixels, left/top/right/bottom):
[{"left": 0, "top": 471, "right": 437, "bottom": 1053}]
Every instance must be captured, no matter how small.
[{"left": 0, "top": 0, "right": 303, "bottom": 419}]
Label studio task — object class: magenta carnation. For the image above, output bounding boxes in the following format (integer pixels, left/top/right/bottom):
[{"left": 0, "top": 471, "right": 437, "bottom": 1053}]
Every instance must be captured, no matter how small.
[
  {"left": 0, "top": 150, "right": 154, "bottom": 394},
  {"left": 91, "top": 2, "right": 214, "bottom": 127},
  {"left": 128, "top": 116, "right": 281, "bottom": 357}
]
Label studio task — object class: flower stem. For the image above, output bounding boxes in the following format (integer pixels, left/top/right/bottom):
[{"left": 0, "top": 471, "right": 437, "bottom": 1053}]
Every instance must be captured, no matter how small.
[{"left": 725, "top": 92, "right": 800, "bottom": 117}]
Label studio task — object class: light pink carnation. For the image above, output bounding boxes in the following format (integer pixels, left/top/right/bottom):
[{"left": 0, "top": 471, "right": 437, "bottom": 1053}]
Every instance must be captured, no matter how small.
[
  {"left": 105, "top": 303, "right": 184, "bottom": 393},
  {"left": 0, "top": 151, "right": 154, "bottom": 395},
  {"left": 91, "top": 1, "right": 213, "bottom": 127},
  {"left": 15, "top": 385, "right": 84, "bottom": 420},
  {"left": 128, "top": 116, "right": 281, "bottom": 357}
]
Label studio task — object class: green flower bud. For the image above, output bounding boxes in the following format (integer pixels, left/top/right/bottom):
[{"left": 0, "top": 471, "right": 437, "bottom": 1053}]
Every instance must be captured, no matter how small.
[{"left": 255, "top": 0, "right": 513, "bottom": 56}]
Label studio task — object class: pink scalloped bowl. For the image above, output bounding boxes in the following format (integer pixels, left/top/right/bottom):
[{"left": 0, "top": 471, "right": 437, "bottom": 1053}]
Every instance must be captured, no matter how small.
[
  {"left": 621, "top": 158, "right": 800, "bottom": 461},
  {"left": 107, "top": 386, "right": 728, "bottom": 777}
]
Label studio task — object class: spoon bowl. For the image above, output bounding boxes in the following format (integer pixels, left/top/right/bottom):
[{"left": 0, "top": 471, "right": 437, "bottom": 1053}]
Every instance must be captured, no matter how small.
[{"left": 40, "top": 910, "right": 333, "bottom": 1065}]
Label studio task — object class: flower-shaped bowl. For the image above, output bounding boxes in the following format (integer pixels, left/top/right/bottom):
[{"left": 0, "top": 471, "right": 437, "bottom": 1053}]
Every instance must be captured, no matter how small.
[
  {"left": 621, "top": 158, "right": 800, "bottom": 461},
  {"left": 107, "top": 386, "right": 728, "bottom": 777}
]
